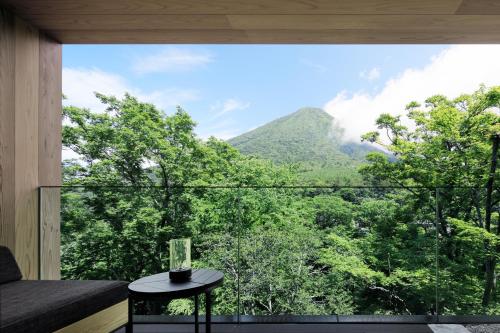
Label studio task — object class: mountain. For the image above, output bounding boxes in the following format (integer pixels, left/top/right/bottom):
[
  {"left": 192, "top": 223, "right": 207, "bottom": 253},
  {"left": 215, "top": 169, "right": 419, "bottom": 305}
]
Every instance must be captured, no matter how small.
[{"left": 227, "top": 107, "right": 380, "bottom": 183}]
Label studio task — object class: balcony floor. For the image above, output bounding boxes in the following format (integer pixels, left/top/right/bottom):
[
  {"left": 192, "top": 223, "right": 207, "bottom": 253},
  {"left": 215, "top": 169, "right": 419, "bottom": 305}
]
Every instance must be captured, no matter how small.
[{"left": 115, "top": 323, "right": 471, "bottom": 333}]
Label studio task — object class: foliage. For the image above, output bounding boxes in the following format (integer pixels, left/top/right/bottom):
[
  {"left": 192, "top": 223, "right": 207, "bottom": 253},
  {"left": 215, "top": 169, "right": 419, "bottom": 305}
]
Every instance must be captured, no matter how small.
[
  {"left": 228, "top": 107, "right": 379, "bottom": 185},
  {"left": 361, "top": 85, "right": 500, "bottom": 312},
  {"left": 61, "top": 87, "right": 499, "bottom": 317}
]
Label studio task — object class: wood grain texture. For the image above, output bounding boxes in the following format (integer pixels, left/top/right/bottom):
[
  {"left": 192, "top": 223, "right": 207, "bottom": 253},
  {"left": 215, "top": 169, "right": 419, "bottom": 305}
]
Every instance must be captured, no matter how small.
[
  {"left": 456, "top": 0, "right": 500, "bottom": 14},
  {"left": 227, "top": 14, "right": 500, "bottom": 31},
  {"left": 54, "top": 300, "right": 128, "bottom": 333},
  {"left": 1, "top": 7, "right": 62, "bottom": 280},
  {"left": 243, "top": 29, "right": 500, "bottom": 44},
  {"left": 2, "top": 0, "right": 464, "bottom": 15},
  {"left": 48, "top": 29, "right": 500, "bottom": 44},
  {"left": 40, "top": 12, "right": 500, "bottom": 44},
  {"left": 4, "top": 0, "right": 500, "bottom": 43},
  {"left": 49, "top": 29, "right": 249, "bottom": 44},
  {"left": 19, "top": 14, "right": 500, "bottom": 32},
  {"left": 40, "top": 187, "right": 60, "bottom": 280},
  {"left": 14, "top": 16, "right": 39, "bottom": 280},
  {"left": 0, "top": 7, "right": 16, "bottom": 254},
  {"left": 38, "top": 34, "right": 61, "bottom": 187},
  {"left": 27, "top": 14, "right": 232, "bottom": 30},
  {"left": 38, "top": 26, "right": 62, "bottom": 281}
]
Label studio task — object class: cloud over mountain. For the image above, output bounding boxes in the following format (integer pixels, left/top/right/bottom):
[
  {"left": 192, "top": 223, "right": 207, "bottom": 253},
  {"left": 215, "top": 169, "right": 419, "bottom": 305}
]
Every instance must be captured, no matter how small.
[{"left": 325, "top": 45, "right": 500, "bottom": 143}]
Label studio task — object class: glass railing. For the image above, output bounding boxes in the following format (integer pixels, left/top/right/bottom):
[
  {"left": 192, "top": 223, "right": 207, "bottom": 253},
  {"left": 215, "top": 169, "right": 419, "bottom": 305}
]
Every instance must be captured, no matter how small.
[{"left": 39, "top": 185, "right": 500, "bottom": 323}]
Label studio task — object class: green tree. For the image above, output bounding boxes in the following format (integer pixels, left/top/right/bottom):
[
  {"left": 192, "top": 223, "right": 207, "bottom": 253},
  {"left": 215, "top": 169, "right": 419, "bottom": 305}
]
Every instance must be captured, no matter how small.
[
  {"left": 62, "top": 93, "right": 302, "bottom": 314},
  {"left": 60, "top": 87, "right": 499, "bottom": 317},
  {"left": 361, "top": 86, "right": 500, "bottom": 310}
]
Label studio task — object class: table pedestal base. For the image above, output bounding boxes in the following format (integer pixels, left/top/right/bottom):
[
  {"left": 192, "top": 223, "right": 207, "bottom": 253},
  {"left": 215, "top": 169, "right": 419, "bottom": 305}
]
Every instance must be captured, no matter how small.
[{"left": 126, "top": 291, "right": 212, "bottom": 333}]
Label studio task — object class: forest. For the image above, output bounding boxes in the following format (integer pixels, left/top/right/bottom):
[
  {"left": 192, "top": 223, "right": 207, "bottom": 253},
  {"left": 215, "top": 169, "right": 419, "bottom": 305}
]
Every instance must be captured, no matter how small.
[{"left": 59, "top": 86, "right": 500, "bottom": 316}]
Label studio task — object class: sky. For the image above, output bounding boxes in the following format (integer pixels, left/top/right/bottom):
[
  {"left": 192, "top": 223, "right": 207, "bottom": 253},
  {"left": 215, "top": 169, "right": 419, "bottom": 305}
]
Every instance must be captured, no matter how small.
[{"left": 63, "top": 44, "right": 500, "bottom": 145}]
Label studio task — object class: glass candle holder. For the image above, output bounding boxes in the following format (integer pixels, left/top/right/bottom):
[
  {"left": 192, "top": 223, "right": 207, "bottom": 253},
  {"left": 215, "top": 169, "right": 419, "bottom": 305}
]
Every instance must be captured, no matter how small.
[{"left": 169, "top": 238, "right": 191, "bottom": 282}]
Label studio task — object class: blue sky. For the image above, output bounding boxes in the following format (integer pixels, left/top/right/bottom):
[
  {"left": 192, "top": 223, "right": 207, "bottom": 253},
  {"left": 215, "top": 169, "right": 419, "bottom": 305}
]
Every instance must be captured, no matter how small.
[{"left": 62, "top": 44, "right": 500, "bottom": 142}]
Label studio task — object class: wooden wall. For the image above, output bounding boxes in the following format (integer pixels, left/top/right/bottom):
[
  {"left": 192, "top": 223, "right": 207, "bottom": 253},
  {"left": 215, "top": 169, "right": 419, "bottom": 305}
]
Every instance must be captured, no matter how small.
[
  {"left": 0, "top": 7, "right": 17, "bottom": 259},
  {"left": 3, "top": 0, "right": 500, "bottom": 43},
  {"left": 0, "top": 7, "right": 61, "bottom": 280}
]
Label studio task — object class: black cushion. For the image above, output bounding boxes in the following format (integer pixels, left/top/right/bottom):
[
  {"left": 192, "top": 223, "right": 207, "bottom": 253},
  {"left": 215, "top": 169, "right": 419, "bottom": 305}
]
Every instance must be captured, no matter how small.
[
  {"left": 0, "top": 280, "right": 128, "bottom": 333},
  {"left": 0, "top": 246, "right": 22, "bottom": 284}
]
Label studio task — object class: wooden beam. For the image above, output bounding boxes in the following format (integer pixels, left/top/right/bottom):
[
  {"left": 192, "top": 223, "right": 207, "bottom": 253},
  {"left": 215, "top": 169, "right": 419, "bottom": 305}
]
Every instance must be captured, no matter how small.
[
  {"left": 16, "top": 14, "right": 500, "bottom": 32},
  {"left": 38, "top": 34, "right": 61, "bottom": 188},
  {"left": 14, "top": 16, "right": 39, "bottom": 280},
  {"left": 456, "top": 0, "right": 500, "bottom": 15},
  {"left": 0, "top": 7, "right": 16, "bottom": 254},
  {"left": 38, "top": 34, "right": 62, "bottom": 280},
  {"left": 243, "top": 29, "right": 500, "bottom": 44},
  {"left": 49, "top": 29, "right": 249, "bottom": 44},
  {"left": 40, "top": 188, "right": 61, "bottom": 280},
  {"left": 0, "top": 7, "right": 62, "bottom": 279},
  {"left": 227, "top": 14, "right": 500, "bottom": 31},
  {"left": 47, "top": 28, "right": 500, "bottom": 44},
  {"left": 4, "top": 0, "right": 500, "bottom": 44},
  {"left": 3, "top": 0, "right": 464, "bottom": 15},
  {"left": 54, "top": 300, "right": 128, "bottom": 333},
  {"left": 26, "top": 14, "right": 232, "bottom": 30}
]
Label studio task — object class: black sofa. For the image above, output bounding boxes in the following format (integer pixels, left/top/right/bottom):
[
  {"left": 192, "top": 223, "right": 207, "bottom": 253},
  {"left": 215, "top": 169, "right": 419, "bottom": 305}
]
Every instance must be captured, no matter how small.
[{"left": 0, "top": 246, "right": 128, "bottom": 333}]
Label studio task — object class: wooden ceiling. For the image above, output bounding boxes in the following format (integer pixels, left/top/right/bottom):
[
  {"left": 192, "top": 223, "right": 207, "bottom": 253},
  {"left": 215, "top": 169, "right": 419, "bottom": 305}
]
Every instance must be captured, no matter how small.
[{"left": 1, "top": 0, "right": 500, "bottom": 44}]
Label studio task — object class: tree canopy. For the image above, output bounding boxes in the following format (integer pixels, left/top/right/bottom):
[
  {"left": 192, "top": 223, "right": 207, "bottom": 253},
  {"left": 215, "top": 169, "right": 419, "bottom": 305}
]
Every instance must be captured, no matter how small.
[{"left": 60, "top": 86, "right": 500, "bottom": 316}]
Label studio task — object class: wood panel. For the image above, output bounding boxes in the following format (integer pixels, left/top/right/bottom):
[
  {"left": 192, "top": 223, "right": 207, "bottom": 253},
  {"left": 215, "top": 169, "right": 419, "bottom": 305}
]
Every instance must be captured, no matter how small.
[
  {"left": 2, "top": 0, "right": 464, "bottom": 15},
  {"left": 38, "top": 34, "right": 61, "bottom": 187},
  {"left": 38, "top": 34, "right": 62, "bottom": 280},
  {"left": 1, "top": 7, "right": 62, "bottom": 280},
  {"left": 227, "top": 15, "right": 500, "bottom": 31},
  {"left": 18, "top": 14, "right": 500, "bottom": 32},
  {"left": 27, "top": 14, "right": 232, "bottom": 30},
  {"left": 54, "top": 300, "right": 128, "bottom": 333},
  {"left": 244, "top": 29, "right": 499, "bottom": 44},
  {"left": 0, "top": 8, "right": 16, "bottom": 254},
  {"left": 31, "top": 12, "right": 500, "bottom": 44},
  {"left": 48, "top": 29, "right": 500, "bottom": 44},
  {"left": 6, "top": 2, "right": 500, "bottom": 45},
  {"left": 4, "top": 0, "right": 500, "bottom": 43},
  {"left": 49, "top": 29, "right": 249, "bottom": 44},
  {"left": 40, "top": 188, "right": 60, "bottom": 280},
  {"left": 456, "top": 0, "right": 500, "bottom": 15},
  {"left": 14, "top": 16, "right": 39, "bottom": 280}
]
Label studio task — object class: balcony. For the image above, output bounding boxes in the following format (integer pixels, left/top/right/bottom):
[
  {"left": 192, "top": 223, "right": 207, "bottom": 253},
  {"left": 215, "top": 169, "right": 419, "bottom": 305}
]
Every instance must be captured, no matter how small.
[
  {"left": 38, "top": 185, "right": 500, "bottom": 332},
  {"left": 2, "top": 1, "right": 500, "bottom": 332}
]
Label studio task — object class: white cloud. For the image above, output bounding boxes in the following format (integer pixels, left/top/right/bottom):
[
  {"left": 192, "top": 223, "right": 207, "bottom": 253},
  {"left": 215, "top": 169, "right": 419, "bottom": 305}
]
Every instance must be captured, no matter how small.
[
  {"left": 359, "top": 67, "right": 381, "bottom": 81},
  {"left": 63, "top": 68, "right": 130, "bottom": 112},
  {"left": 63, "top": 67, "right": 198, "bottom": 112},
  {"left": 132, "top": 47, "right": 213, "bottom": 74},
  {"left": 210, "top": 98, "right": 250, "bottom": 119},
  {"left": 62, "top": 67, "right": 199, "bottom": 160},
  {"left": 325, "top": 45, "right": 500, "bottom": 143}
]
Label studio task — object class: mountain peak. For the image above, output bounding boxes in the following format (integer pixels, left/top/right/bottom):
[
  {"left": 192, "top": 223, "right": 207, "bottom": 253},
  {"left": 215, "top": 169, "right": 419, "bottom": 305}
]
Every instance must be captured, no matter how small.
[
  {"left": 227, "top": 107, "right": 380, "bottom": 182},
  {"left": 288, "top": 107, "right": 333, "bottom": 120},
  {"left": 294, "top": 106, "right": 329, "bottom": 114}
]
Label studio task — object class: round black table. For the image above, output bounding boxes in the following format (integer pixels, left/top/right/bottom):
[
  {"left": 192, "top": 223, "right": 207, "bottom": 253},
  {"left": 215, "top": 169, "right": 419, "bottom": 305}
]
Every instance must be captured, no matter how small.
[{"left": 127, "top": 269, "right": 223, "bottom": 333}]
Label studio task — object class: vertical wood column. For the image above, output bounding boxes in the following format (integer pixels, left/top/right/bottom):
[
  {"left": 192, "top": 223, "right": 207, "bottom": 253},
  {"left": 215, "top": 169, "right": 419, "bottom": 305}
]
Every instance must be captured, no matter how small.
[
  {"left": 39, "top": 35, "right": 62, "bottom": 280},
  {"left": 38, "top": 35, "right": 62, "bottom": 188},
  {"left": 0, "top": 7, "right": 62, "bottom": 280},
  {"left": 14, "top": 16, "right": 40, "bottom": 280},
  {"left": 0, "top": 8, "right": 16, "bottom": 255}
]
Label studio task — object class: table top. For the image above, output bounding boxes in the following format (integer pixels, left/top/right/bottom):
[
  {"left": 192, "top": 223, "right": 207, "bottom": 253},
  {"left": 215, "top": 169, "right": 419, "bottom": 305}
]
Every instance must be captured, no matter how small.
[{"left": 128, "top": 269, "right": 223, "bottom": 299}]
